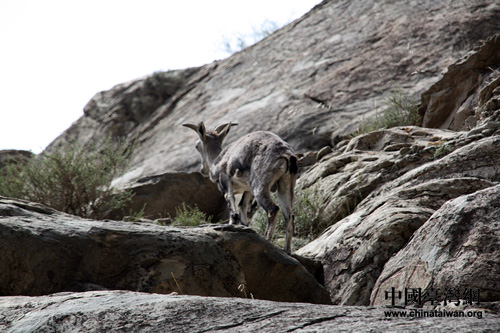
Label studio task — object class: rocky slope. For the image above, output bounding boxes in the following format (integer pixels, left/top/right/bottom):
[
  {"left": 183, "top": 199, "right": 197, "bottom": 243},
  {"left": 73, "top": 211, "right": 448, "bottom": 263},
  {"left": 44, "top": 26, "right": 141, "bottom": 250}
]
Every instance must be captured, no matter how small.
[
  {"left": 45, "top": 0, "right": 500, "bottom": 185},
  {"left": 1, "top": 291, "right": 498, "bottom": 332},
  {"left": 297, "top": 33, "right": 500, "bottom": 306},
  {"left": 2, "top": 1, "right": 500, "bottom": 331},
  {"left": 371, "top": 183, "right": 500, "bottom": 305},
  {"left": 41, "top": 0, "right": 500, "bottom": 223}
]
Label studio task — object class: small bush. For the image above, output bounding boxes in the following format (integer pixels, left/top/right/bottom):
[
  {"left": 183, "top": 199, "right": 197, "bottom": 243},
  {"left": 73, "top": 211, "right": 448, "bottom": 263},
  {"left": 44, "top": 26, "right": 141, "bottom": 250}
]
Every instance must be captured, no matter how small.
[
  {"left": 171, "top": 203, "right": 212, "bottom": 227},
  {"left": 0, "top": 138, "right": 134, "bottom": 220},
  {"left": 357, "top": 88, "right": 421, "bottom": 135},
  {"left": 433, "top": 142, "right": 453, "bottom": 159}
]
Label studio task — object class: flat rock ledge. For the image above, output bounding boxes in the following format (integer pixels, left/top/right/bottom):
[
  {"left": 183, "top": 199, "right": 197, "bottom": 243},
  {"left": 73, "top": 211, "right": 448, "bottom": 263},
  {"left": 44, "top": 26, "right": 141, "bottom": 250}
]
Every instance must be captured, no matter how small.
[{"left": 1, "top": 290, "right": 499, "bottom": 332}]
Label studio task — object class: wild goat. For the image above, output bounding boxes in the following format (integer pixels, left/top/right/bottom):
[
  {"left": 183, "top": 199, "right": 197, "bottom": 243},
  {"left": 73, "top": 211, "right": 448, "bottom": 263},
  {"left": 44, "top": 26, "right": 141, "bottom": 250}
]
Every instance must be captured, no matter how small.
[{"left": 183, "top": 122, "right": 298, "bottom": 253}]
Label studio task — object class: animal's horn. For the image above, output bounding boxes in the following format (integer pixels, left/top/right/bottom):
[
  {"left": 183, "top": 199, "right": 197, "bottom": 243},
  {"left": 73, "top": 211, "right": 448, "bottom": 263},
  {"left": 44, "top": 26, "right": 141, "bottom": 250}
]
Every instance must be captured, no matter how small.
[
  {"left": 214, "top": 122, "right": 238, "bottom": 133},
  {"left": 182, "top": 123, "right": 199, "bottom": 131}
]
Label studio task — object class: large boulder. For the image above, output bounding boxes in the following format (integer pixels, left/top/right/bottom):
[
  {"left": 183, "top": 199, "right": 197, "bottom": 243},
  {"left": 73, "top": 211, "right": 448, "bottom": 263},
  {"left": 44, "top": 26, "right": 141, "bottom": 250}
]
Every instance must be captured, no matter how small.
[
  {"left": 45, "top": 1, "right": 500, "bottom": 188},
  {"left": 0, "top": 197, "right": 330, "bottom": 305},
  {"left": 113, "top": 172, "right": 228, "bottom": 221},
  {"left": 371, "top": 184, "right": 500, "bottom": 305},
  {"left": 297, "top": 126, "right": 460, "bottom": 230},
  {"left": 1, "top": 291, "right": 498, "bottom": 332},
  {"left": 298, "top": 132, "right": 499, "bottom": 305}
]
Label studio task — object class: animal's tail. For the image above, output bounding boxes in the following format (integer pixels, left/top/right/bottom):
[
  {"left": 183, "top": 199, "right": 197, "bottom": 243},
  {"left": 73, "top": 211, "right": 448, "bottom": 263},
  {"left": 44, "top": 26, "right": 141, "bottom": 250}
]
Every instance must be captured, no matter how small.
[{"left": 288, "top": 155, "right": 299, "bottom": 174}]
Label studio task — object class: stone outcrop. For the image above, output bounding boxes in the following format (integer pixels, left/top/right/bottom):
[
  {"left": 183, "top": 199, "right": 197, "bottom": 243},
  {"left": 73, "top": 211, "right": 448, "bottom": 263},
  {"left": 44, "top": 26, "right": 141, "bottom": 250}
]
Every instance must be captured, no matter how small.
[
  {"left": 371, "top": 184, "right": 500, "bottom": 305},
  {"left": 45, "top": 0, "right": 500, "bottom": 188},
  {"left": 421, "top": 34, "right": 500, "bottom": 130},
  {"left": 113, "top": 172, "right": 228, "bottom": 221},
  {"left": 0, "top": 197, "right": 330, "bottom": 305},
  {"left": 297, "top": 127, "right": 499, "bottom": 305},
  {"left": 297, "top": 33, "right": 500, "bottom": 305},
  {"left": 1, "top": 291, "right": 498, "bottom": 332}
]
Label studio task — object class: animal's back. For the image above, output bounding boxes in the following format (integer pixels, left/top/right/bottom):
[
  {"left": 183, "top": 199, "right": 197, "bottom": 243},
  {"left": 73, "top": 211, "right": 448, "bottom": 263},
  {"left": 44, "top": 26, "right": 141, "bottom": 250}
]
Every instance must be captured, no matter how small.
[
  {"left": 228, "top": 131, "right": 293, "bottom": 155},
  {"left": 222, "top": 131, "right": 295, "bottom": 178}
]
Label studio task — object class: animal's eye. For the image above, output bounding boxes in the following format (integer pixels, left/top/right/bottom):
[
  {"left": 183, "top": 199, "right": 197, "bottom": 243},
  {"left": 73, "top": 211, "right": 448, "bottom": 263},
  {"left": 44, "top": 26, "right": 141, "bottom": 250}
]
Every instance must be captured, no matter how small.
[{"left": 195, "top": 141, "right": 202, "bottom": 152}]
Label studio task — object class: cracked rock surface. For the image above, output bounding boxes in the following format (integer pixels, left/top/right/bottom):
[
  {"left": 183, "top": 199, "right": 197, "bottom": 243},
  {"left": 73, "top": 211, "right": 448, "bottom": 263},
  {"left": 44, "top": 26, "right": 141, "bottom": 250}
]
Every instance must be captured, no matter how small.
[
  {"left": 296, "top": 34, "right": 500, "bottom": 307},
  {"left": 1, "top": 290, "right": 499, "bottom": 332}
]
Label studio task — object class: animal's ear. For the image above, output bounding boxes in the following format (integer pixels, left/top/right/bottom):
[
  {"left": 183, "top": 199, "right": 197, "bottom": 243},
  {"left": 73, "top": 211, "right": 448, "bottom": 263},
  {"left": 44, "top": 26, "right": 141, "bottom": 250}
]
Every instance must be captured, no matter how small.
[
  {"left": 214, "top": 122, "right": 238, "bottom": 142},
  {"left": 183, "top": 122, "right": 206, "bottom": 141},
  {"left": 197, "top": 122, "right": 206, "bottom": 141}
]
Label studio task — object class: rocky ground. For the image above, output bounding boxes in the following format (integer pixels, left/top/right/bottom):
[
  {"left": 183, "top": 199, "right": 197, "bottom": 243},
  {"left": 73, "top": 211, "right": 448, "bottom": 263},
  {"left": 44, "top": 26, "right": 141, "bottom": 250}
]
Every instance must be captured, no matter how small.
[
  {"left": 2, "top": 291, "right": 498, "bottom": 332},
  {"left": 2, "top": 0, "right": 500, "bottom": 331}
]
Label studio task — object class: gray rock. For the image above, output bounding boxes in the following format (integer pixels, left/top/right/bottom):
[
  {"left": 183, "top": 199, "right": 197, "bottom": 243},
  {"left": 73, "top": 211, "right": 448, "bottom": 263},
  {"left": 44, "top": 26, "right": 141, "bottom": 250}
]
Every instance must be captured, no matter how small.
[
  {"left": 1, "top": 290, "right": 498, "bottom": 332},
  {"left": 371, "top": 184, "right": 500, "bottom": 305},
  {"left": 112, "top": 172, "right": 228, "bottom": 221},
  {"left": 422, "top": 34, "right": 500, "bottom": 130},
  {"left": 297, "top": 127, "right": 458, "bottom": 230},
  {"left": 0, "top": 197, "right": 330, "bottom": 305},
  {"left": 316, "top": 146, "right": 333, "bottom": 161},
  {"left": 297, "top": 130, "right": 500, "bottom": 305},
  {"left": 295, "top": 31, "right": 500, "bottom": 306}
]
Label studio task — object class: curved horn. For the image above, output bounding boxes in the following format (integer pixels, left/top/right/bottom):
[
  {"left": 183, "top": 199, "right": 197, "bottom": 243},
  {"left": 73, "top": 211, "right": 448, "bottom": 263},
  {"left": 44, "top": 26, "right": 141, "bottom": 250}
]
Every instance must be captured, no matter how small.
[
  {"left": 213, "top": 122, "right": 238, "bottom": 143},
  {"left": 214, "top": 122, "right": 238, "bottom": 134},
  {"left": 183, "top": 122, "right": 206, "bottom": 141},
  {"left": 182, "top": 123, "right": 198, "bottom": 131}
]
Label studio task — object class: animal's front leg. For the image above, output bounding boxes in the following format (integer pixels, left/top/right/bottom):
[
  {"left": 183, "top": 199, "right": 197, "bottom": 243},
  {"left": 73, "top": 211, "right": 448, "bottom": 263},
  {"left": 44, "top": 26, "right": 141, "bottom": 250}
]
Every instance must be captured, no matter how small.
[
  {"left": 226, "top": 194, "right": 240, "bottom": 225},
  {"left": 237, "top": 191, "right": 253, "bottom": 226},
  {"left": 219, "top": 173, "right": 240, "bottom": 225}
]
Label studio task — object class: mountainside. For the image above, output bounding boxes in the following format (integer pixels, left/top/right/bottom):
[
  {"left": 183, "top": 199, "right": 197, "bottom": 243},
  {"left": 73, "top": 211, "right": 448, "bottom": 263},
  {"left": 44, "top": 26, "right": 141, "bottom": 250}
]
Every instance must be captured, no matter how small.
[
  {"left": 2, "top": 1, "right": 500, "bottom": 331},
  {"left": 45, "top": 0, "right": 500, "bottom": 187}
]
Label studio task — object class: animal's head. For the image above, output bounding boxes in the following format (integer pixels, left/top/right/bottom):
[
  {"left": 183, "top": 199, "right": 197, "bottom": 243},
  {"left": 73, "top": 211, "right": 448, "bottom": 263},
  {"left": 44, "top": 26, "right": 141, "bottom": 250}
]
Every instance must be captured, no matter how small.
[{"left": 183, "top": 121, "right": 238, "bottom": 177}]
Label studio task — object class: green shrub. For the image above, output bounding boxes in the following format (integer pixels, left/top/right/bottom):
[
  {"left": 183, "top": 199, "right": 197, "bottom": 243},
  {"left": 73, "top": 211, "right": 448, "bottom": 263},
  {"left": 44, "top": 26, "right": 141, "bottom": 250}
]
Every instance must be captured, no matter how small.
[
  {"left": 0, "top": 138, "right": 134, "bottom": 220},
  {"left": 171, "top": 203, "right": 212, "bottom": 227},
  {"left": 357, "top": 88, "right": 421, "bottom": 135},
  {"left": 252, "top": 188, "right": 322, "bottom": 243},
  {"left": 433, "top": 142, "right": 453, "bottom": 159}
]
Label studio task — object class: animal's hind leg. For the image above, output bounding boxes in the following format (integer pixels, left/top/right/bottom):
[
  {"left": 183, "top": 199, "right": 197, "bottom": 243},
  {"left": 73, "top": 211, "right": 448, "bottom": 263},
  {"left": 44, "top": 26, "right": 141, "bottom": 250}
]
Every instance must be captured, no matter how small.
[
  {"left": 253, "top": 186, "right": 279, "bottom": 241},
  {"left": 277, "top": 174, "right": 295, "bottom": 254}
]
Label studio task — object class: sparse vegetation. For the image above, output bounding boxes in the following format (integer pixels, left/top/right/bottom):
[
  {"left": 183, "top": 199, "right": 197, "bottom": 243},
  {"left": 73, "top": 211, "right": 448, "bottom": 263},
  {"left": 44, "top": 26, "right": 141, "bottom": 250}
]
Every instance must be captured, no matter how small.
[
  {"left": 171, "top": 272, "right": 184, "bottom": 294},
  {"left": 123, "top": 204, "right": 147, "bottom": 222},
  {"left": 0, "top": 138, "right": 134, "bottom": 220},
  {"left": 238, "top": 283, "right": 254, "bottom": 299},
  {"left": 252, "top": 188, "right": 322, "bottom": 245},
  {"left": 221, "top": 19, "right": 282, "bottom": 55},
  {"left": 433, "top": 142, "right": 454, "bottom": 159},
  {"left": 356, "top": 88, "right": 421, "bottom": 135},
  {"left": 171, "top": 203, "right": 213, "bottom": 227}
]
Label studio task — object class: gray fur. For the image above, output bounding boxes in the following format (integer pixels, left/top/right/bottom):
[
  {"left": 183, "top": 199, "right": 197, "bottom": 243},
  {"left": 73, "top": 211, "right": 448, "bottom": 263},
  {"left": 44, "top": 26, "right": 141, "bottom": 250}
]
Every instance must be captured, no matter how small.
[{"left": 183, "top": 121, "right": 298, "bottom": 253}]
